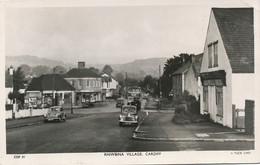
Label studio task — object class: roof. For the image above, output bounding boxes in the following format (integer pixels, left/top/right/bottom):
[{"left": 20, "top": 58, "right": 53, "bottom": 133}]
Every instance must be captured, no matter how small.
[
  {"left": 172, "top": 61, "right": 191, "bottom": 75},
  {"left": 101, "top": 72, "right": 118, "bottom": 82},
  {"left": 212, "top": 8, "right": 254, "bottom": 73},
  {"left": 26, "top": 74, "right": 75, "bottom": 91},
  {"left": 64, "top": 68, "right": 101, "bottom": 78}
]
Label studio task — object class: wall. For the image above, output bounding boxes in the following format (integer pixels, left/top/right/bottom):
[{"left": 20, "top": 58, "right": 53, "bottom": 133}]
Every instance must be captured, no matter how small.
[
  {"left": 232, "top": 74, "right": 255, "bottom": 109},
  {"left": 200, "top": 10, "right": 233, "bottom": 128},
  {"left": 185, "top": 65, "right": 199, "bottom": 99},
  {"left": 6, "top": 108, "right": 49, "bottom": 119}
]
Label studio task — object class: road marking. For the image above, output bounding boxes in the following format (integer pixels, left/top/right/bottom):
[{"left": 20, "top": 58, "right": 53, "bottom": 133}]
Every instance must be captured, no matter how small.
[{"left": 134, "top": 112, "right": 149, "bottom": 133}]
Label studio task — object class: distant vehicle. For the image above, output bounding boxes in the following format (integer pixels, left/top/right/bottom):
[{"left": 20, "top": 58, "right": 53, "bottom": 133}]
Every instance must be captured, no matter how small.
[
  {"left": 119, "top": 105, "right": 139, "bottom": 126},
  {"left": 82, "top": 100, "right": 94, "bottom": 108},
  {"left": 127, "top": 86, "right": 141, "bottom": 99},
  {"left": 127, "top": 96, "right": 134, "bottom": 103},
  {"left": 44, "top": 106, "right": 66, "bottom": 122},
  {"left": 116, "top": 98, "right": 125, "bottom": 108},
  {"left": 127, "top": 97, "right": 141, "bottom": 111}
]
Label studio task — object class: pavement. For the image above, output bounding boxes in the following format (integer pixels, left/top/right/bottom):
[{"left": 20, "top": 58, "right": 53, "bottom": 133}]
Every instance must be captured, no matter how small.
[
  {"left": 133, "top": 110, "right": 254, "bottom": 142},
  {"left": 5, "top": 101, "right": 117, "bottom": 129}
]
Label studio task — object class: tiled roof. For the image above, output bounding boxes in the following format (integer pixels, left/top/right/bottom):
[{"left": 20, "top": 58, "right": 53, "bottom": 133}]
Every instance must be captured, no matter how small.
[
  {"left": 26, "top": 74, "right": 75, "bottom": 91},
  {"left": 213, "top": 8, "right": 254, "bottom": 73},
  {"left": 172, "top": 61, "right": 191, "bottom": 75},
  {"left": 64, "top": 68, "right": 101, "bottom": 78}
]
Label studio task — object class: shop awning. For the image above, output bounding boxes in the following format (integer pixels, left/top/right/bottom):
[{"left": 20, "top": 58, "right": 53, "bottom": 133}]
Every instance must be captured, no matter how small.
[{"left": 200, "top": 70, "right": 226, "bottom": 86}]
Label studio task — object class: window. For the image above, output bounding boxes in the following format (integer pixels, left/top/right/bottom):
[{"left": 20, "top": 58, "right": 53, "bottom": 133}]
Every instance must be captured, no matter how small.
[
  {"left": 86, "top": 80, "right": 89, "bottom": 87},
  {"left": 208, "top": 43, "right": 213, "bottom": 68},
  {"left": 79, "top": 79, "right": 82, "bottom": 86},
  {"left": 216, "top": 86, "right": 223, "bottom": 116},
  {"left": 203, "top": 87, "right": 208, "bottom": 111},
  {"left": 71, "top": 80, "right": 75, "bottom": 86},
  {"left": 208, "top": 41, "right": 218, "bottom": 68},
  {"left": 213, "top": 41, "right": 218, "bottom": 67}
]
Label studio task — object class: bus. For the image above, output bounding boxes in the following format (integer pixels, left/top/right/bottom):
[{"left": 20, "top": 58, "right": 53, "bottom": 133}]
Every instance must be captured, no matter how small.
[{"left": 127, "top": 86, "right": 141, "bottom": 99}]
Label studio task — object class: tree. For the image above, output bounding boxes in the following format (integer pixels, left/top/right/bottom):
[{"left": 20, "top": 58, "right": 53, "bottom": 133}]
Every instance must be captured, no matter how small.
[
  {"left": 115, "top": 72, "right": 125, "bottom": 86},
  {"left": 32, "top": 65, "right": 52, "bottom": 77},
  {"left": 13, "top": 67, "right": 26, "bottom": 94},
  {"left": 89, "top": 67, "right": 100, "bottom": 75},
  {"left": 19, "top": 64, "right": 31, "bottom": 77},
  {"left": 102, "top": 65, "right": 113, "bottom": 75},
  {"left": 161, "top": 53, "right": 192, "bottom": 98},
  {"left": 54, "top": 65, "right": 67, "bottom": 74}
]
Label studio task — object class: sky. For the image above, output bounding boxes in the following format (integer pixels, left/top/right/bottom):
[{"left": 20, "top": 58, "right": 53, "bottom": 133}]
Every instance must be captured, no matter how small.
[{"left": 5, "top": 1, "right": 254, "bottom": 64}]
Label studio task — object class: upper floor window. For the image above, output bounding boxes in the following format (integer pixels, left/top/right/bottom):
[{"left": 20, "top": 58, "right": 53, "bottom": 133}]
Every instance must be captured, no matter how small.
[
  {"left": 71, "top": 80, "right": 75, "bottom": 86},
  {"left": 208, "top": 40, "right": 218, "bottom": 68},
  {"left": 79, "top": 79, "right": 82, "bottom": 86},
  {"left": 86, "top": 80, "right": 89, "bottom": 87}
]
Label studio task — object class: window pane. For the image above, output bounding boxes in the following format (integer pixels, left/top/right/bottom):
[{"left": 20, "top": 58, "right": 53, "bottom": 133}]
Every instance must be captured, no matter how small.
[
  {"left": 214, "top": 43, "right": 218, "bottom": 66},
  {"left": 208, "top": 45, "right": 213, "bottom": 68}
]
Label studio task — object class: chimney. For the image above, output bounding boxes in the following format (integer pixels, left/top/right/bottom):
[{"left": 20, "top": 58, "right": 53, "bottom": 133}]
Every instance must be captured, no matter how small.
[
  {"left": 191, "top": 55, "right": 195, "bottom": 63},
  {"left": 78, "top": 62, "right": 85, "bottom": 68}
]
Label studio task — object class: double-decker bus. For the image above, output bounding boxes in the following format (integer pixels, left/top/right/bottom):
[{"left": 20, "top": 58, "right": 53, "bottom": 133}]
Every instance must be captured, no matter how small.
[{"left": 127, "top": 86, "right": 141, "bottom": 99}]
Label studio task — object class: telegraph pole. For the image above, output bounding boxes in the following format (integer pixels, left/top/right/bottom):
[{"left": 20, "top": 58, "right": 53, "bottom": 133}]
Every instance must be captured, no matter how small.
[
  {"left": 159, "top": 65, "right": 162, "bottom": 110},
  {"left": 125, "top": 72, "right": 128, "bottom": 99},
  {"left": 159, "top": 65, "right": 162, "bottom": 99}
]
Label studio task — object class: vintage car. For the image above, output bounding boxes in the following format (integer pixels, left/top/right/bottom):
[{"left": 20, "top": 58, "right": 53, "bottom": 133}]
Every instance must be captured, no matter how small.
[
  {"left": 44, "top": 106, "right": 66, "bottom": 122},
  {"left": 116, "top": 98, "right": 125, "bottom": 108},
  {"left": 119, "top": 105, "right": 139, "bottom": 126}
]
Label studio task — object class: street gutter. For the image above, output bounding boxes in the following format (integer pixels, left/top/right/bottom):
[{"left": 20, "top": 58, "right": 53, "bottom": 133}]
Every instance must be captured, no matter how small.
[{"left": 132, "top": 134, "right": 254, "bottom": 142}]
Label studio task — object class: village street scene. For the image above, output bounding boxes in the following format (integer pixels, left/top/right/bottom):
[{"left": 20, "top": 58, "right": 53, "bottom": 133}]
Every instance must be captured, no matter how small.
[{"left": 4, "top": 4, "right": 255, "bottom": 155}]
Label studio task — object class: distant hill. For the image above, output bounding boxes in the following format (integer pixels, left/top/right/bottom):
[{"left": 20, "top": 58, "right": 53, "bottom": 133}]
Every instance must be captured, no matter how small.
[
  {"left": 5, "top": 55, "right": 168, "bottom": 78},
  {"left": 112, "top": 58, "right": 168, "bottom": 77},
  {"left": 5, "top": 55, "right": 74, "bottom": 69}
]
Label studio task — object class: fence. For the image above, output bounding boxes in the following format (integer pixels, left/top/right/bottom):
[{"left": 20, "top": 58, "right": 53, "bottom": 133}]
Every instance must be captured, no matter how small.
[{"left": 6, "top": 108, "right": 48, "bottom": 119}]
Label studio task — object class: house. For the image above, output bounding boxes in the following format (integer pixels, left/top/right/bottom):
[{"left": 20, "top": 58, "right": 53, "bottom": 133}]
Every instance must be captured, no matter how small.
[
  {"left": 63, "top": 62, "right": 102, "bottom": 105},
  {"left": 101, "top": 72, "right": 119, "bottom": 99},
  {"left": 25, "top": 74, "right": 75, "bottom": 108},
  {"left": 5, "top": 66, "right": 14, "bottom": 104},
  {"left": 200, "top": 8, "right": 254, "bottom": 128},
  {"left": 171, "top": 54, "right": 203, "bottom": 100}
]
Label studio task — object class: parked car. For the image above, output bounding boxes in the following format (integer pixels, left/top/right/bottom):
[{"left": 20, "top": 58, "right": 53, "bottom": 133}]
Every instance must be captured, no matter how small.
[
  {"left": 119, "top": 105, "right": 139, "bottom": 126},
  {"left": 116, "top": 98, "right": 125, "bottom": 108},
  {"left": 44, "top": 106, "right": 66, "bottom": 122}
]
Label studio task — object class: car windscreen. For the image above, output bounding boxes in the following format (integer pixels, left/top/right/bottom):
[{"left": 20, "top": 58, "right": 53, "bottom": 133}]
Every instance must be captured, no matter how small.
[
  {"left": 122, "top": 107, "right": 137, "bottom": 114},
  {"left": 49, "top": 108, "right": 60, "bottom": 112}
]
